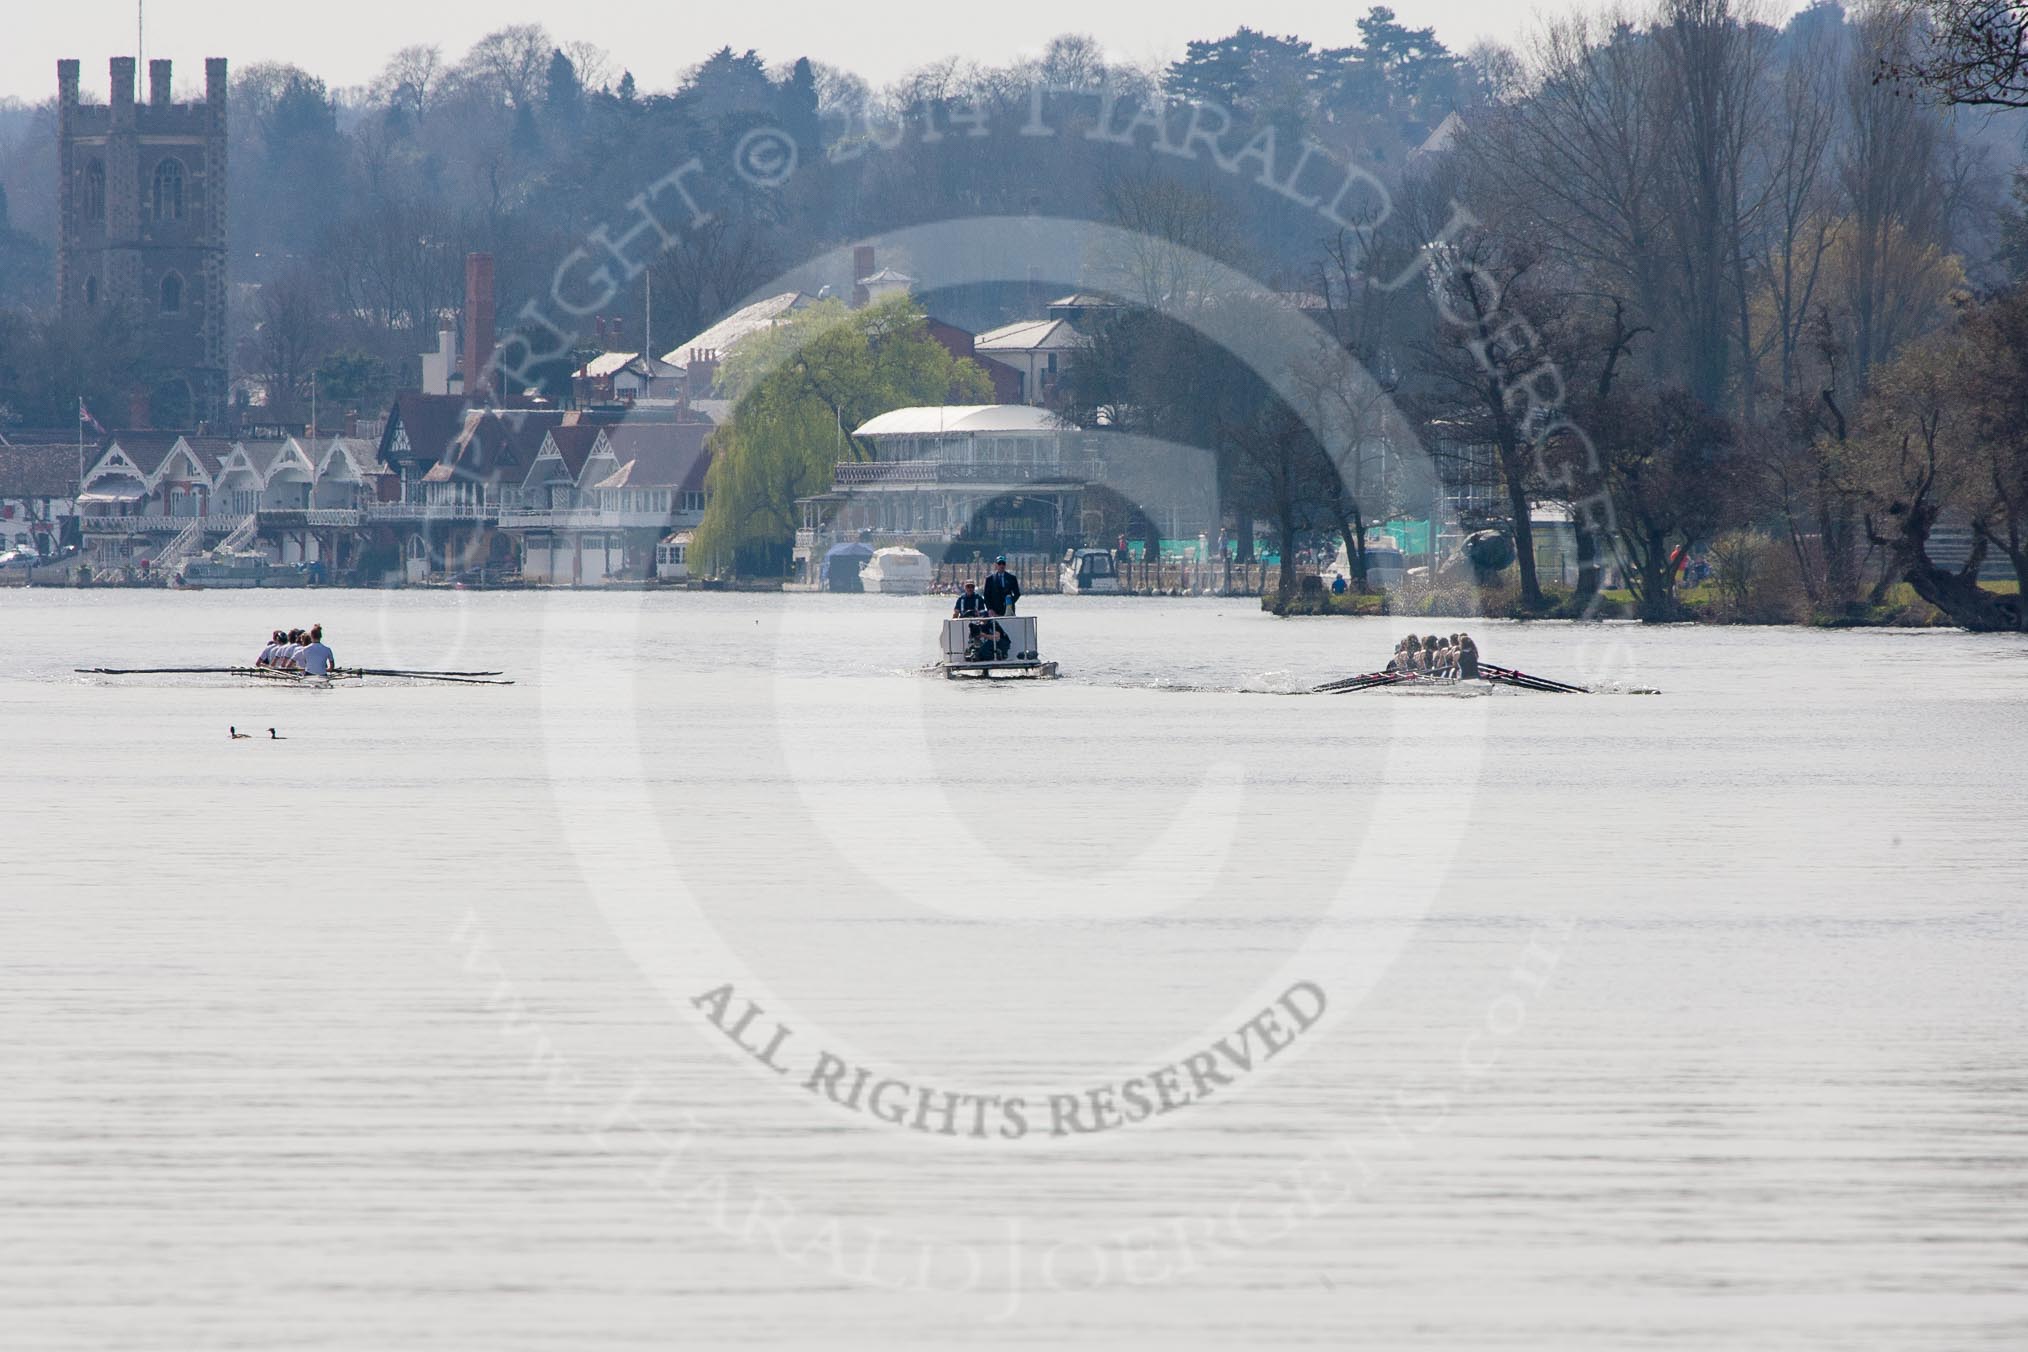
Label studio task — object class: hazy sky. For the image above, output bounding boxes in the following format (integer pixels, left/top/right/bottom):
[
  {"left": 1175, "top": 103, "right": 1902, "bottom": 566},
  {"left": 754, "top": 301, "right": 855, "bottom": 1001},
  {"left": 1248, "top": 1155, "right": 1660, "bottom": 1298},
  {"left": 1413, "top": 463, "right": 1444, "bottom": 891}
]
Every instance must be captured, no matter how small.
[{"left": 3, "top": 0, "right": 1792, "bottom": 104}]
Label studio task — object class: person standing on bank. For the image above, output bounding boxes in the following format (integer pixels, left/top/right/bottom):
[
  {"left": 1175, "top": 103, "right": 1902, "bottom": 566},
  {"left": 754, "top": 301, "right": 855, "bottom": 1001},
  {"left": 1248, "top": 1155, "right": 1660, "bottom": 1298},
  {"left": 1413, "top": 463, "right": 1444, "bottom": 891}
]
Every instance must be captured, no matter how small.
[{"left": 983, "top": 555, "right": 1021, "bottom": 615}]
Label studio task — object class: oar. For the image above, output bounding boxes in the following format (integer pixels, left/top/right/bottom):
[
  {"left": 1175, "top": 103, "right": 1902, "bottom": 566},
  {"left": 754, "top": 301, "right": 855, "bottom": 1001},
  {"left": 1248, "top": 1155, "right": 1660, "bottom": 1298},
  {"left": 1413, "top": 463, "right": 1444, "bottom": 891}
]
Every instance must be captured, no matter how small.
[
  {"left": 1510, "top": 670, "right": 1588, "bottom": 694},
  {"left": 1314, "top": 669, "right": 1411, "bottom": 694},
  {"left": 369, "top": 673, "right": 515, "bottom": 685},
  {"left": 1481, "top": 666, "right": 1558, "bottom": 693},
  {"left": 1313, "top": 670, "right": 1389, "bottom": 693},
  {"left": 341, "top": 667, "right": 504, "bottom": 678},
  {"left": 1481, "top": 663, "right": 1589, "bottom": 694},
  {"left": 77, "top": 666, "right": 263, "bottom": 675}
]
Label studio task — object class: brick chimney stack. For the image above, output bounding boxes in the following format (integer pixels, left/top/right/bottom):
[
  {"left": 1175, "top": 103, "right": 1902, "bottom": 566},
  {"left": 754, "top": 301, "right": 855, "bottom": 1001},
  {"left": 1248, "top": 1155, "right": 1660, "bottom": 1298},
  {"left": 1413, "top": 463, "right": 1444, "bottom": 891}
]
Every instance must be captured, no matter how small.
[
  {"left": 461, "top": 252, "right": 495, "bottom": 402},
  {"left": 851, "top": 245, "right": 876, "bottom": 308},
  {"left": 687, "top": 349, "right": 720, "bottom": 401}
]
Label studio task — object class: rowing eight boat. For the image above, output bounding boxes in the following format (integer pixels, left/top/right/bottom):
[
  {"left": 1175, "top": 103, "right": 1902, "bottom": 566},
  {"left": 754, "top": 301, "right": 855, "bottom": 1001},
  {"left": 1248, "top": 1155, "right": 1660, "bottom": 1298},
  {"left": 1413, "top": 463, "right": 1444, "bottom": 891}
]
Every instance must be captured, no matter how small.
[{"left": 76, "top": 665, "right": 513, "bottom": 686}]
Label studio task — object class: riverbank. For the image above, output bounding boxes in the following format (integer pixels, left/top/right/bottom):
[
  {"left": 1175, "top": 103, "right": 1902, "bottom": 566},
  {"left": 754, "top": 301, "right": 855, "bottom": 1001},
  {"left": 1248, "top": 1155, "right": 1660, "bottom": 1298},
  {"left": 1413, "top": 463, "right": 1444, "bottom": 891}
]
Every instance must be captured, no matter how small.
[{"left": 1266, "top": 578, "right": 2021, "bottom": 627}]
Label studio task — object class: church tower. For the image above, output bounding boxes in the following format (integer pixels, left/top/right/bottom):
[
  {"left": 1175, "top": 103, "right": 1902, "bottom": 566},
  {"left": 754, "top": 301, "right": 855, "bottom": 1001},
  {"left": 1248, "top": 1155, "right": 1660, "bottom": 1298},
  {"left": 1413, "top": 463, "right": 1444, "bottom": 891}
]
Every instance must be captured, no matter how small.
[{"left": 57, "top": 56, "right": 228, "bottom": 428}]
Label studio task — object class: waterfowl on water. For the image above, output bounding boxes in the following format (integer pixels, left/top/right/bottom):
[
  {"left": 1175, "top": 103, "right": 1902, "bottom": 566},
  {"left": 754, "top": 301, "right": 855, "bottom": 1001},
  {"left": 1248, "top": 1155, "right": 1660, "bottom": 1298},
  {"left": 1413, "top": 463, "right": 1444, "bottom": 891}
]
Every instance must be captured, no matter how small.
[
  {"left": 229, "top": 726, "right": 250, "bottom": 739},
  {"left": 268, "top": 728, "right": 284, "bottom": 739}
]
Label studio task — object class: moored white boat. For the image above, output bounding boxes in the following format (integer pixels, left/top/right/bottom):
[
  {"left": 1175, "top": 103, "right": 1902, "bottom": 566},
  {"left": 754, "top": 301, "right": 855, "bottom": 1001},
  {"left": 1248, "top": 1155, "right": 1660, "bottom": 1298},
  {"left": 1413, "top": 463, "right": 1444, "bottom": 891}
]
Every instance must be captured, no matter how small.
[
  {"left": 1324, "top": 537, "right": 1408, "bottom": 590},
  {"left": 1059, "top": 547, "right": 1122, "bottom": 594},
  {"left": 860, "top": 546, "right": 935, "bottom": 594}
]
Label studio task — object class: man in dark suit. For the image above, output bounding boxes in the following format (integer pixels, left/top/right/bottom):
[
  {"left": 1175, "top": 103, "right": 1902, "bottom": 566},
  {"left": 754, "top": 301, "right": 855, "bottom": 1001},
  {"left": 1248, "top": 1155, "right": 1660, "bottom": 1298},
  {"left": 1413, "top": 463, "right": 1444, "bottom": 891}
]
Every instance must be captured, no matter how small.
[{"left": 982, "top": 556, "right": 1021, "bottom": 616}]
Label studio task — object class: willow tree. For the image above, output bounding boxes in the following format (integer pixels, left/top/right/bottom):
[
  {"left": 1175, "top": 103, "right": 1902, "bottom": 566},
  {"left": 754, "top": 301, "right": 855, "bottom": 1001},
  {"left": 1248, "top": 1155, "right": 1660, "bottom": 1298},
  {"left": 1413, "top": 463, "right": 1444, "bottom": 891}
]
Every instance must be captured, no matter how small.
[
  {"left": 690, "top": 295, "right": 993, "bottom": 576},
  {"left": 1854, "top": 295, "right": 2028, "bottom": 630}
]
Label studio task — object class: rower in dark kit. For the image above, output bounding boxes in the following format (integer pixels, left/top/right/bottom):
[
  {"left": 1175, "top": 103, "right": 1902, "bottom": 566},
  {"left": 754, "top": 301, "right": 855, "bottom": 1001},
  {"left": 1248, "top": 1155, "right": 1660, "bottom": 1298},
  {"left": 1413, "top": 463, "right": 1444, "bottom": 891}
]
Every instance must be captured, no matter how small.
[
  {"left": 953, "top": 581, "right": 1008, "bottom": 661},
  {"left": 1456, "top": 633, "right": 1480, "bottom": 680}
]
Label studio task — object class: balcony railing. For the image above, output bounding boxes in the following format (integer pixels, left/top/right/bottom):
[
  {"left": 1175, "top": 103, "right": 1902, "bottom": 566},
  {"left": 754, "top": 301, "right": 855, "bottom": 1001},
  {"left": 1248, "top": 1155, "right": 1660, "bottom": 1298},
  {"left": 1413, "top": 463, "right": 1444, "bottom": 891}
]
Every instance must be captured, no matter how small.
[
  {"left": 259, "top": 509, "right": 363, "bottom": 527},
  {"left": 80, "top": 512, "right": 196, "bottom": 535},
  {"left": 366, "top": 502, "right": 498, "bottom": 522},
  {"left": 836, "top": 461, "right": 938, "bottom": 485},
  {"left": 832, "top": 459, "right": 1103, "bottom": 487},
  {"left": 497, "top": 507, "right": 678, "bottom": 530}
]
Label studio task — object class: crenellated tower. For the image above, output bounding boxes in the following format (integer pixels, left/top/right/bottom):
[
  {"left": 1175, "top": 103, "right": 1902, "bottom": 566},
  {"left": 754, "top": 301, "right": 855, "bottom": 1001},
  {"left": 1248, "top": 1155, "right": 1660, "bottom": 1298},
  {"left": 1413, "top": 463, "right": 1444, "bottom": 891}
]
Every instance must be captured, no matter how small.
[{"left": 57, "top": 56, "right": 228, "bottom": 428}]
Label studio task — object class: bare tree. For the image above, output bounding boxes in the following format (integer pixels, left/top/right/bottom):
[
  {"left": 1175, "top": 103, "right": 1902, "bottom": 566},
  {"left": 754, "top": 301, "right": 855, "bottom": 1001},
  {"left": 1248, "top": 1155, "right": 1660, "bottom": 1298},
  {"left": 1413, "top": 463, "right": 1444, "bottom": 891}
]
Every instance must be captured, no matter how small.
[
  {"left": 1651, "top": 0, "right": 1776, "bottom": 414},
  {"left": 1466, "top": 11, "right": 1673, "bottom": 391},
  {"left": 323, "top": 191, "right": 467, "bottom": 354},
  {"left": 454, "top": 25, "right": 555, "bottom": 110},
  {"left": 1225, "top": 399, "right": 1333, "bottom": 605},
  {"left": 1464, "top": 42, "right": 1527, "bottom": 103},
  {"left": 1837, "top": 3, "right": 1960, "bottom": 393},
  {"left": 649, "top": 218, "right": 784, "bottom": 356},
  {"left": 560, "top": 41, "right": 615, "bottom": 94},
  {"left": 1753, "top": 20, "right": 1841, "bottom": 400},
  {"left": 372, "top": 45, "right": 443, "bottom": 123},
  {"left": 1093, "top": 167, "right": 1248, "bottom": 314},
  {"left": 253, "top": 268, "right": 329, "bottom": 417},
  {"left": 1304, "top": 227, "right": 1417, "bottom": 590},
  {"left": 1410, "top": 209, "right": 1555, "bottom": 609},
  {"left": 1879, "top": 0, "right": 2028, "bottom": 106}
]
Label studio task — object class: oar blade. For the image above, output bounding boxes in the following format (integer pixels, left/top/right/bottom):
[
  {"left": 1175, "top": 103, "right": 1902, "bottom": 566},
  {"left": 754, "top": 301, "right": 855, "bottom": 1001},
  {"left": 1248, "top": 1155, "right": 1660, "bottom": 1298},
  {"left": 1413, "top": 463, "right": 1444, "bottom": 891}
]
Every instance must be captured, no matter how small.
[
  {"left": 1482, "top": 664, "right": 1589, "bottom": 694},
  {"left": 1314, "top": 670, "right": 1407, "bottom": 694}
]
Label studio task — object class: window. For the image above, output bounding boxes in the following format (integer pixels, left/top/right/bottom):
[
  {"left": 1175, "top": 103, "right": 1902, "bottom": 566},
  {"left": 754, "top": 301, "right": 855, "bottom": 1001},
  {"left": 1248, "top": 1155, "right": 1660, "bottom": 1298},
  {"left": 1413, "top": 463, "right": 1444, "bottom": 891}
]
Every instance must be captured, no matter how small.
[
  {"left": 84, "top": 160, "right": 105, "bottom": 222},
  {"left": 152, "top": 158, "right": 185, "bottom": 221},
  {"left": 160, "top": 273, "right": 182, "bottom": 313},
  {"left": 682, "top": 491, "right": 705, "bottom": 512},
  {"left": 85, "top": 275, "right": 98, "bottom": 306}
]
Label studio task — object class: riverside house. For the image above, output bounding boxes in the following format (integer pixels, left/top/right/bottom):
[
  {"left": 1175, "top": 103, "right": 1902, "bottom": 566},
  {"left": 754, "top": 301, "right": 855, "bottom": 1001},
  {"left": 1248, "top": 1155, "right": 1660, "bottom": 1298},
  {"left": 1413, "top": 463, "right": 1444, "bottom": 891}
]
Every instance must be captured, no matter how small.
[
  {"left": 502, "top": 422, "right": 711, "bottom": 584},
  {"left": 794, "top": 405, "right": 1100, "bottom": 581}
]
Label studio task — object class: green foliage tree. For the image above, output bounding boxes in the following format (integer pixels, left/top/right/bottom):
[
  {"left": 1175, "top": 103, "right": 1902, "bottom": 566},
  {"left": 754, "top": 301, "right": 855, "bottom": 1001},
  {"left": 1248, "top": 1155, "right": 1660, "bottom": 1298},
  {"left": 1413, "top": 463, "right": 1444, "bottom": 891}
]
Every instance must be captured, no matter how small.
[
  {"left": 314, "top": 349, "right": 393, "bottom": 417},
  {"left": 690, "top": 296, "right": 993, "bottom": 576},
  {"left": 545, "top": 49, "right": 583, "bottom": 123},
  {"left": 0, "top": 184, "right": 51, "bottom": 310}
]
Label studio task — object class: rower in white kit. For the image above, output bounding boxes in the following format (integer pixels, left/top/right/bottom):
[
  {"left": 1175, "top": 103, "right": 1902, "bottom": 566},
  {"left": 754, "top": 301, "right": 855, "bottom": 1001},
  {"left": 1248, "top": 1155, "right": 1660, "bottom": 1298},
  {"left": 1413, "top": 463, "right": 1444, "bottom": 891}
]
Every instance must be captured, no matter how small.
[{"left": 294, "top": 624, "right": 335, "bottom": 677}]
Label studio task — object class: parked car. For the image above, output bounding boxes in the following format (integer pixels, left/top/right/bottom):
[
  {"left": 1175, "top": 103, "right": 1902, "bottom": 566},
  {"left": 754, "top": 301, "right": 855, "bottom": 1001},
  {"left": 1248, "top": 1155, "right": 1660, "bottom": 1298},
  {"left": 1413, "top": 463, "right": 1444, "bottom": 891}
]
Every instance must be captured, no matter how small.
[{"left": 0, "top": 545, "right": 46, "bottom": 568}]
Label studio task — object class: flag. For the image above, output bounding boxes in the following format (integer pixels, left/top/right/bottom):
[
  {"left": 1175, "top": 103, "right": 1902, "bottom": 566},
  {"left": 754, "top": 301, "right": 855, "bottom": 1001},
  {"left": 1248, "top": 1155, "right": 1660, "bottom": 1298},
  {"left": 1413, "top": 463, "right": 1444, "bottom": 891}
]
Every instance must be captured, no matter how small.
[{"left": 78, "top": 398, "right": 105, "bottom": 438}]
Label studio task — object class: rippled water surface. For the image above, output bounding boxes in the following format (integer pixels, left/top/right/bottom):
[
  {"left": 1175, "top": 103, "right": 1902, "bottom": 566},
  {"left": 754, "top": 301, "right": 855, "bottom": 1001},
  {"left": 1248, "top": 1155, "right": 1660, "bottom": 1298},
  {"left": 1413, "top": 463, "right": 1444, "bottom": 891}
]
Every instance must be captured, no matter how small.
[{"left": 3, "top": 588, "right": 2025, "bottom": 1349}]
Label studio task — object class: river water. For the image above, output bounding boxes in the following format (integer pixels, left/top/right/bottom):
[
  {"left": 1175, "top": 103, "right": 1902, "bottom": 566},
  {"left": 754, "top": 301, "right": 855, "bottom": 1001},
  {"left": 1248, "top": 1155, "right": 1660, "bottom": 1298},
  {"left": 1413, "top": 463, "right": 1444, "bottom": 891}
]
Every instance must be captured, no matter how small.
[{"left": 2, "top": 588, "right": 2024, "bottom": 1349}]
